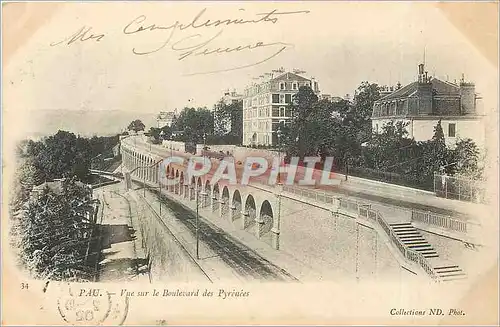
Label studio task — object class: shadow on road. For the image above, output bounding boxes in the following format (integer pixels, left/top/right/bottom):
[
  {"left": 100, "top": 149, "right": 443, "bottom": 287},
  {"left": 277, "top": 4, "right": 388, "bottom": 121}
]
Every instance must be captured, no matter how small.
[
  {"left": 98, "top": 257, "right": 150, "bottom": 280},
  {"left": 99, "top": 224, "right": 137, "bottom": 250}
]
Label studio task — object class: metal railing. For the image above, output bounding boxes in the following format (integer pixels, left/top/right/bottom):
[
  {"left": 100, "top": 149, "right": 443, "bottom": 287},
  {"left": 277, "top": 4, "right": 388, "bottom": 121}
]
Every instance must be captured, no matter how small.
[
  {"left": 339, "top": 198, "right": 439, "bottom": 281},
  {"left": 282, "top": 185, "right": 336, "bottom": 205},
  {"left": 411, "top": 209, "right": 468, "bottom": 233}
]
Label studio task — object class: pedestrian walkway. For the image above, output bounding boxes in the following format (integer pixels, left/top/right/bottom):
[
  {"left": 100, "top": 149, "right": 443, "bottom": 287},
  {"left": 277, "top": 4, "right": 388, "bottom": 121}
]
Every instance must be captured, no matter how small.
[
  {"left": 94, "top": 184, "right": 150, "bottom": 283},
  {"left": 334, "top": 176, "right": 485, "bottom": 220}
]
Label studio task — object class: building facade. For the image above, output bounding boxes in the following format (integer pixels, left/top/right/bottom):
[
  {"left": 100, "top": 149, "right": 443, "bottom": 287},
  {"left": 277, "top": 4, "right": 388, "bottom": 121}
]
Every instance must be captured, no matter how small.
[
  {"left": 222, "top": 89, "right": 243, "bottom": 105},
  {"left": 371, "top": 63, "right": 485, "bottom": 148},
  {"left": 157, "top": 110, "right": 177, "bottom": 129},
  {"left": 242, "top": 69, "right": 320, "bottom": 146}
]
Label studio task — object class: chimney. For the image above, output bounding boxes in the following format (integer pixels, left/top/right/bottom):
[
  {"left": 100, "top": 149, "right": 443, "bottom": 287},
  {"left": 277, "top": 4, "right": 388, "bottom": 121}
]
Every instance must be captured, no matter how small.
[
  {"left": 418, "top": 63, "right": 425, "bottom": 83},
  {"left": 460, "top": 80, "right": 476, "bottom": 115},
  {"left": 418, "top": 64, "right": 424, "bottom": 75}
]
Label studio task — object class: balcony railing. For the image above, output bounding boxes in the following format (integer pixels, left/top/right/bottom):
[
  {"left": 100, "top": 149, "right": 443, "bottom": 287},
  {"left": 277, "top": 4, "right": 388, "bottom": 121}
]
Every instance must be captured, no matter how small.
[{"left": 411, "top": 209, "right": 468, "bottom": 233}]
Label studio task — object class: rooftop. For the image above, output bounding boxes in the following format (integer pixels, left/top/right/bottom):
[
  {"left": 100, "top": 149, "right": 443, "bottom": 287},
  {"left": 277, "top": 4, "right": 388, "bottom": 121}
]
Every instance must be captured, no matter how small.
[
  {"left": 377, "top": 78, "right": 462, "bottom": 102},
  {"left": 157, "top": 111, "right": 176, "bottom": 120}
]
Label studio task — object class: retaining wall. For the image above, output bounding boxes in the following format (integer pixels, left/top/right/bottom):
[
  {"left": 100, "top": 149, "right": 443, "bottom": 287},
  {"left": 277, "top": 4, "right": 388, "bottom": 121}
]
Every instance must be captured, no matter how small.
[{"left": 128, "top": 191, "right": 208, "bottom": 283}]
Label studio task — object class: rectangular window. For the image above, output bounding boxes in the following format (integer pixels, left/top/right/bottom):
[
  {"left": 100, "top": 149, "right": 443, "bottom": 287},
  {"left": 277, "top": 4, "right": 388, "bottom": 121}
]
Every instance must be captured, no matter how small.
[
  {"left": 448, "top": 123, "right": 456, "bottom": 137},
  {"left": 272, "top": 107, "right": 280, "bottom": 117},
  {"left": 285, "top": 94, "right": 292, "bottom": 104},
  {"left": 272, "top": 94, "right": 280, "bottom": 103},
  {"left": 285, "top": 108, "right": 292, "bottom": 117},
  {"left": 279, "top": 107, "right": 285, "bottom": 117},
  {"left": 279, "top": 94, "right": 285, "bottom": 104},
  {"left": 292, "top": 83, "right": 298, "bottom": 90}
]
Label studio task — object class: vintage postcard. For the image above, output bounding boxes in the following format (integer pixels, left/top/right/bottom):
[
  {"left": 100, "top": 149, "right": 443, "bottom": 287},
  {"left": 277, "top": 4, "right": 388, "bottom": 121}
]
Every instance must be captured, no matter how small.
[{"left": 2, "top": 1, "right": 499, "bottom": 325}]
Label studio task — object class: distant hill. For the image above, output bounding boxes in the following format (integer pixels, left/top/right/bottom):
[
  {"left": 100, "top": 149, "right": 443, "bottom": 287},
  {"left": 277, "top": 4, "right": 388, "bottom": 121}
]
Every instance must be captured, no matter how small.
[{"left": 8, "top": 110, "right": 160, "bottom": 139}]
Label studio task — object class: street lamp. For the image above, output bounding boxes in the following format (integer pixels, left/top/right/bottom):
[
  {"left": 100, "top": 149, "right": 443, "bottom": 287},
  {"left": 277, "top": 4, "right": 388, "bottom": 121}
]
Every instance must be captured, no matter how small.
[
  {"left": 128, "top": 159, "right": 163, "bottom": 197},
  {"left": 190, "top": 184, "right": 207, "bottom": 260},
  {"left": 277, "top": 130, "right": 282, "bottom": 185}
]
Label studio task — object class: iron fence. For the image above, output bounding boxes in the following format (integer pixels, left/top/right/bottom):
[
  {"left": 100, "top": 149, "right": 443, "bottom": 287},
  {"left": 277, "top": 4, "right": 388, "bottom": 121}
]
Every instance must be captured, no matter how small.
[{"left": 434, "top": 173, "right": 485, "bottom": 203}]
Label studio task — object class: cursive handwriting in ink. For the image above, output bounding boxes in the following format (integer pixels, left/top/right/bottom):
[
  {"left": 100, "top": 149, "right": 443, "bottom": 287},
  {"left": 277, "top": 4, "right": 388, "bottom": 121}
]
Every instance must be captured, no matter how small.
[
  {"left": 122, "top": 8, "right": 309, "bottom": 55},
  {"left": 50, "top": 26, "right": 105, "bottom": 47},
  {"left": 170, "top": 30, "right": 293, "bottom": 75}
]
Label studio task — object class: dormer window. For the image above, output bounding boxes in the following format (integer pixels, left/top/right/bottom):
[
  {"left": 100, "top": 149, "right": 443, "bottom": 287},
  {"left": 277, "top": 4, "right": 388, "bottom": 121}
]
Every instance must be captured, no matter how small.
[{"left": 280, "top": 82, "right": 285, "bottom": 90}]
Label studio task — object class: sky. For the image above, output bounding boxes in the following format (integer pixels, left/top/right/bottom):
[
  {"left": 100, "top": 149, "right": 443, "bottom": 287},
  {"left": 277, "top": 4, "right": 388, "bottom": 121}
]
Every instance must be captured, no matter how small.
[{"left": 3, "top": 2, "right": 498, "bottom": 115}]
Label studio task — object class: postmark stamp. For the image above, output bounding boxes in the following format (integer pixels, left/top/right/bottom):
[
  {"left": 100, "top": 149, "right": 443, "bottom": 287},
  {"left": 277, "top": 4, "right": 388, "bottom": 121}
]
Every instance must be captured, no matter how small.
[{"left": 57, "top": 284, "right": 129, "bottom": 325}]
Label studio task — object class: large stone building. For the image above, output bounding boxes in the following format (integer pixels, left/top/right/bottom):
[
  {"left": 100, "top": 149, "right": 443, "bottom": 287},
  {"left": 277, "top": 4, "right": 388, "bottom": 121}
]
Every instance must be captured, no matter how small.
[
  {"left": 242, "top": 69, "right": 320, "bottom": 146},
  {"left": 156, "top": 110, "right": 177, "bottom": 129},
  {"left": 371, "top": 63, "right": 485, "bottom": 148},
  {"left": 222, "top": 89, "right": 243, "bottom": 105}
]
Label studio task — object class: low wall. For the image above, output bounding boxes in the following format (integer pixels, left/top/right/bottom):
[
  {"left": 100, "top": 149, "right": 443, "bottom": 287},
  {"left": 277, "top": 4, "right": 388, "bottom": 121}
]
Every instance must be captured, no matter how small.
[
  {"left": 161, "top": 140, "right": 186, "bottom": 152},
  {"left": 129, "top": 191, "right": 208, "bottom": 282},
  {"left": 206, "top": 144, "right": 284, "bottom": 164},
  {"left": 158, "top": 140, "right": 285, "bottom": 164},
  {"left": 336, "top": 172, "right": 435, "bottom": 196}
]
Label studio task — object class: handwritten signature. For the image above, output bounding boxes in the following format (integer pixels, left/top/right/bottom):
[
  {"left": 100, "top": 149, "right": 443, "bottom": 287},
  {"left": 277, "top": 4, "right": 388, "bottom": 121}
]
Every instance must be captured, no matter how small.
[
  {"left": 49, "top": 8, "right": 309, "bottom": 75},
  {"left": 170, "top": 30, "right": 292, "bottom": 75},
  {"left": 50, "top": 26, "right": 105, "bottom": 46}
]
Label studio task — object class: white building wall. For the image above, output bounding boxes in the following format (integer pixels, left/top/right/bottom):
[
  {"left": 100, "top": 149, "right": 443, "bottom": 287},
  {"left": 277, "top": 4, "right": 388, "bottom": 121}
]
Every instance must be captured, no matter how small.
[{"left": 372, "top": 118, "right": 485, "bottom": 148}]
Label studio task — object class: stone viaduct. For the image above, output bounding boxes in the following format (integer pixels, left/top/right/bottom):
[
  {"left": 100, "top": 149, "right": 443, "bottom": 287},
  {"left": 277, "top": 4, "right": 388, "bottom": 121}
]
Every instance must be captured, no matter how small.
[
  {"left": 121, "top": 140, "right": 289, "bottom": 250},
  {"left": 119, "top": 136, "right": 431, "bottom": 281}
]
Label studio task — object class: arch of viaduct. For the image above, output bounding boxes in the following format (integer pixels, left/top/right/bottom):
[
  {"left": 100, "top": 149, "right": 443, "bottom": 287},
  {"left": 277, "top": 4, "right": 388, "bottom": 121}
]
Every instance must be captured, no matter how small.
[{"left": 121, "top": 142, "right": 282, "bottom": 250}]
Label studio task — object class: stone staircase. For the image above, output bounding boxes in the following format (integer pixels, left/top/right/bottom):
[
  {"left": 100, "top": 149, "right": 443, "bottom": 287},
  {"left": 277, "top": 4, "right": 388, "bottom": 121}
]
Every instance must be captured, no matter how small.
[{"left": 389, "top": 222, "right": 467, "bottom": 282}]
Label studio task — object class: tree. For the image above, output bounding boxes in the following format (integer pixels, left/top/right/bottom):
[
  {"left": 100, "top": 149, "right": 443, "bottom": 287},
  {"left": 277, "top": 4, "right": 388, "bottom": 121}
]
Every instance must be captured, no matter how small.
[
  {"left": 286, "top": 86, "right": 319, "bottom": 158},
  {"left": 429, "top": 120, "right": 450, "bottom": 172},
  {"left": 32, "top": 131, "right": 91, "bottom": 181},
  {"left": 173, "top": 107, "right": 214, "bottom": 143},
  {"left": 352, "top": 82, "right": 381, "bottom": 143},
  {"left": 364, "top": 121, "right": 416, "bottom": 171},
  {"left": 452, "top": 138, "right": 482, "bottom": 178},
  {"left": 213, "top": 99, "right": 243, "bottom": 143},
  {"left": 127, "top": 119, "right": 145, "bottom": 133},
  {"left": 148, "top": 127, "right": 161, "bottom": 139},
  {"left": 14, "top": 178, "right": 97, "bottom": 281},
  {"left": 214, "top": 99, "right": 230, "bottom": 136}
]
